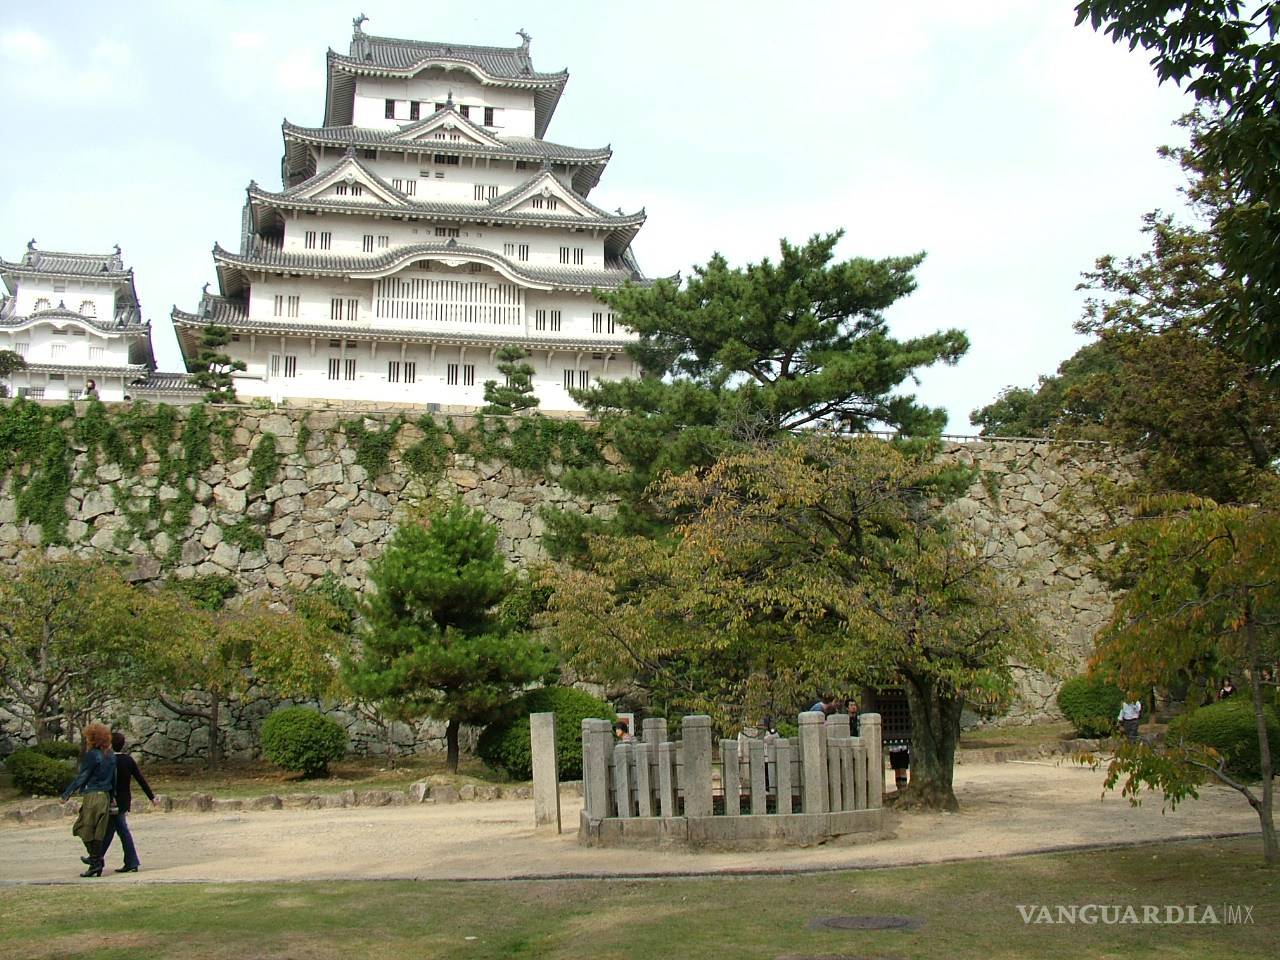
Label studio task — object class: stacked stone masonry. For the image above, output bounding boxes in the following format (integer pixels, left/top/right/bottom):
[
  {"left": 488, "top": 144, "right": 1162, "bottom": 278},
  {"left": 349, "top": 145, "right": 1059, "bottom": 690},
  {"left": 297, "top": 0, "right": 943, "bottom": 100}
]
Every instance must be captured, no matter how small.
[{"left": 0, "top": 403, "right": 1118, "bottom": 758}]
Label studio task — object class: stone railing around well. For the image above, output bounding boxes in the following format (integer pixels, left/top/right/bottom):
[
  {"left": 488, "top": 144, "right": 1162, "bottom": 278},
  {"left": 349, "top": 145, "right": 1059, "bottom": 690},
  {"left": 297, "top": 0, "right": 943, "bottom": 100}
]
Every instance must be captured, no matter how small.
[{"left": 578, "top": 712, "right": 885, "bottom": 849}]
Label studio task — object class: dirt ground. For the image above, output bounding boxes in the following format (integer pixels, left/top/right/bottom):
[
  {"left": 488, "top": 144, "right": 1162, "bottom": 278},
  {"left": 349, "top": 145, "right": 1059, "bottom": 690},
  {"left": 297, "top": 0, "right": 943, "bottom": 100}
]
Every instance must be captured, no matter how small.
[{"left": 0, "top": 759, "right": 1260, "bottom": 884}]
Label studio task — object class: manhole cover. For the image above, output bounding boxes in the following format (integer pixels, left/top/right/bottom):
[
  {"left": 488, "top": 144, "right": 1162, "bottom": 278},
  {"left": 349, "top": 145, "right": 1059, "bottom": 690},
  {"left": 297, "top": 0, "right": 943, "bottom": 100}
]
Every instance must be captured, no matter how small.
[{"left": 807, "top": 916, "right": 922, "bottom": 931}]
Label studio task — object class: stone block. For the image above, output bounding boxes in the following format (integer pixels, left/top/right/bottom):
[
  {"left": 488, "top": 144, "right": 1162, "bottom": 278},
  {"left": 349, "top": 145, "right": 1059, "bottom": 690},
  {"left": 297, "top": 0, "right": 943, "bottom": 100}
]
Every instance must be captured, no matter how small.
[
  {"left": 427, "top": 784, "right": 459, "bottom": 804},
  {"left": 320, "top": 790, "right": 355, "bottom": 809},
  {"left": 23, "top": 801, "right": 64, "bottom": 822},
  {"left": 212, "top": 798, "right": 244, "bottom": 812},
  {"left": 214, "top": 486, "right": 247, "bottom": 514},
  {"left": 246, "top": 795, "right": 282, "bottom": 811},
  {"left": 176, "top": 793, "right": 213, "bottom": 813},
  {"left": 357, "top": 789, "right": 396, "bottom": 807},
  {"left": 283, "top": 793, "right": 320, "bottom": 809}
]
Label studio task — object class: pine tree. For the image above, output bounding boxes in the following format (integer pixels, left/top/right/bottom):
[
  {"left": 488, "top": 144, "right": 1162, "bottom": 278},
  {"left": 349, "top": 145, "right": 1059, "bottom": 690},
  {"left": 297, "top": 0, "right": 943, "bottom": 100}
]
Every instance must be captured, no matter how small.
[
  {"left": 343, "top": 500, "right": 556, "bottom": 771},
  {"left": 190, "top": 324, "right": 246, "bottom": 403},
  {"left": 482, "top": 345, "right": 540, "bottom": 415}
]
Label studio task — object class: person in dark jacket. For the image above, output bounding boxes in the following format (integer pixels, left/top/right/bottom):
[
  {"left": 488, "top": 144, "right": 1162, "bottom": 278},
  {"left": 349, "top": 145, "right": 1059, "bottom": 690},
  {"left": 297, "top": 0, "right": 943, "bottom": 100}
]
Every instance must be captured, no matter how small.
[
  {"left": 61, "top": 721, "right": 116, "bottom": 878},
  {"left": 101, "top": 730, "right": 157, "bottom": 873}
]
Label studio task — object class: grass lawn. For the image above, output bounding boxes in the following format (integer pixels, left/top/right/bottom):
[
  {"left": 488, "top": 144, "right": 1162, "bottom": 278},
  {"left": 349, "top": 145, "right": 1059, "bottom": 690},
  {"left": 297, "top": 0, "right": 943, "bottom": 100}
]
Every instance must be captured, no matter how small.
[{"left": 1, "top": 838, "right": 1274, "bottom": 959}]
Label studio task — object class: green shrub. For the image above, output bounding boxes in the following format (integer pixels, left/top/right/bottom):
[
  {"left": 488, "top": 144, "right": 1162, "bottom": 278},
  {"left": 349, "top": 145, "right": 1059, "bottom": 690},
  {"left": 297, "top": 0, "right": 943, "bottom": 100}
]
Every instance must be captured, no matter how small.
[
  {"left": 1168, "top": 698, "right": 1280, "bottom": 781},
  {"left": 6, "top": 748, "right": 75, "bottom": 796},
  {"left": 31, "top": 740, "right": 81, "bottom": 761},
  {"left": 1056, "top": 675, "right": 1124, "bottom": 738},
  {"left": 477, "top": 687, "right": 615, "bottom": 781},
  {"left": 260, "top": 708, "right": 348, "bottom": 777}
]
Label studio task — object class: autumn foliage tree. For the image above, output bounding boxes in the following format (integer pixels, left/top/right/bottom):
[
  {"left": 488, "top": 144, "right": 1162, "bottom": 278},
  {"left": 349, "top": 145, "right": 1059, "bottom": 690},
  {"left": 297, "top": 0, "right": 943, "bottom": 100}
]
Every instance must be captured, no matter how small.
[
  {"left": 548, "top": 434, "right": 1046, "bottom": 810},
  {"left": 153, "top": 583, "right": 345, "bottom": 763},
  {"left": 1088, "top": 496, "right": 1279, "bottom": 865},
  {"left": 0, "top": 558, "right": 181, "bottom": 742}
]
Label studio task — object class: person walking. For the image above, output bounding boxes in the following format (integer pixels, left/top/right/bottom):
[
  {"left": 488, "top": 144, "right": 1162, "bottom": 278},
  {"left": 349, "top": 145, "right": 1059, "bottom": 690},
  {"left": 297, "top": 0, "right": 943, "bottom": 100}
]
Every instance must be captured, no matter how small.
[
  {"left": 101, "top": 730, "right": 157, "bottom": 874},
  {"left": 60, "top": 722, "right": 116, "bottom": 878},
  {"left": 1117, "top": 699, "right": 1143, "bottom": 742}
]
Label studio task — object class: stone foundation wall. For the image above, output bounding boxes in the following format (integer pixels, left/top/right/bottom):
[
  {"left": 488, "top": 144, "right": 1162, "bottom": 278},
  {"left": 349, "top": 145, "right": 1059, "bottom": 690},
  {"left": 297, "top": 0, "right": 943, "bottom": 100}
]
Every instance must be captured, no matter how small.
[{"left": 0, "top": 404, "right": 1119, "bottom": 757}]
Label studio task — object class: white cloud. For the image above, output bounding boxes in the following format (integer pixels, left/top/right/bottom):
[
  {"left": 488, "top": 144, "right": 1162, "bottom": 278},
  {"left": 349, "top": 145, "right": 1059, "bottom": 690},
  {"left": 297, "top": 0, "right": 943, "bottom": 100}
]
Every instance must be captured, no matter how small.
[
  {"left": 0, "top": 30, "right": 139, "bottom": 102},
  {"left": 0, "top": 28, "right": 52, "bottom": 64}
]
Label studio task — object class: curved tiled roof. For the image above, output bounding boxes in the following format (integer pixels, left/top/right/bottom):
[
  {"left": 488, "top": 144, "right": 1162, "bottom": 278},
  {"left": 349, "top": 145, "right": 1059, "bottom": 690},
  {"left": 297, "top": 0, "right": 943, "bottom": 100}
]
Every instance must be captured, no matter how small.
[
  {"left": 282, "top": 120, "right": 608, "bottom": 163},
  {"left": 211, "top": 240, "right": 649, "bottom": 297},
  {"left": 252, "top": 162, "right": 643, "bottom": 250},
  {"left": 171, "top": 299, "right": 633, "bottom": 357},
  {"left": 343, "top": 33, "right": 566, "bottom": 82},
  {"left": 0, "top": 305, "right": 148, "bottom": 334},
  {"left": 326, "top": 29, "right": 568, "bottom": 137},
  {"left": 281, "top": 116, "right": 609, "bottom": 196}
]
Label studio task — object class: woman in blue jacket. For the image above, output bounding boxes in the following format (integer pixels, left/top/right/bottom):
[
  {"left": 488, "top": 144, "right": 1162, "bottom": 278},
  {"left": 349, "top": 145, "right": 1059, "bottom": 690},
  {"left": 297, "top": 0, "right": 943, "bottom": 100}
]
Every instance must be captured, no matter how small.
[{"left": 60, "top": 722, "right": 116, "bottom": 878}]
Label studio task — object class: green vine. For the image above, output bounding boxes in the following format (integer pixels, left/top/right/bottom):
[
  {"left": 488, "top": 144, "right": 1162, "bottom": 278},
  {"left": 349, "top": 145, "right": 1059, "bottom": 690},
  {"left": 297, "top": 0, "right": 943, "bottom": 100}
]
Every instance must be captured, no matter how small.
[
  {"left": 296, "top": 414, "right": 313, "bottom": 459},
  {"left": 248, "top": 434, "right": 282, "bottom": 493},
  {"left": 402, "top": 415, "right": 450, "bottom": 480},
  {"left": 445, "top": 413, "right": 601, "bottom": 474},
  {"left": 342, "top": 416, "right": 405, "bottom": 477},
  {"left": 223, "top": 517, "right": 265, "bottom": 552}
]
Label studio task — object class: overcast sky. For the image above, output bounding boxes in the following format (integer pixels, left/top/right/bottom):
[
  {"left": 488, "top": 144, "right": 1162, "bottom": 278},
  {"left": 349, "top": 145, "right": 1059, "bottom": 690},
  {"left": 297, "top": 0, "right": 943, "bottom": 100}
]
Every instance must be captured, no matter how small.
[{"left": 0, "top": 1, "right": 1193, "bottom": 432}]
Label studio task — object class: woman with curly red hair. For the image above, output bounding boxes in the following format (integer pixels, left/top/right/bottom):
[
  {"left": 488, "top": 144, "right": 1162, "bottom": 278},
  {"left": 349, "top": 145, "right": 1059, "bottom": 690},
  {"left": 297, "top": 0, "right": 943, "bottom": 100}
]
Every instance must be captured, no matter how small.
[{"left": 60, "top": 721, "right": 116, "bottom": 878}]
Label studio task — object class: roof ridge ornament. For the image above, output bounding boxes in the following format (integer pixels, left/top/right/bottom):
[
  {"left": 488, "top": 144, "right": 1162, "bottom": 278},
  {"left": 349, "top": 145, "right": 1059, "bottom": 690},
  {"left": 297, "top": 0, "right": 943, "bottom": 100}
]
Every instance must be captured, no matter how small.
[
  {"left": 516, "top": 28, "right": 532, "bottom": 75},
  {"left": 353, "top": 13, "right": 367, "bottom": 34}
]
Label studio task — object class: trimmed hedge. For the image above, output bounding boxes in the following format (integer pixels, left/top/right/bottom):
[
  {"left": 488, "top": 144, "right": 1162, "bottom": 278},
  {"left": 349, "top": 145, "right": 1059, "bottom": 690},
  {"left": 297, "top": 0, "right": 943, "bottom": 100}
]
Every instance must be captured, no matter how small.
[
  {"left": 260, "top": 708, "right": 348, "bottom": 777},
  {"left": 477, "top": 687, "right": 616, "bottom": 781},
  {"left": 1057, "top": 675, "right": 1125, "bottom": 739},
  {"left": 32, "top": 740, "right": 81, "bottom": 761},
  {"left": 6, "top": 748, "right": 76, "bottom": 797},
  {"left": 1168, "top": 698, "right": 1280, "bottom": 781}
]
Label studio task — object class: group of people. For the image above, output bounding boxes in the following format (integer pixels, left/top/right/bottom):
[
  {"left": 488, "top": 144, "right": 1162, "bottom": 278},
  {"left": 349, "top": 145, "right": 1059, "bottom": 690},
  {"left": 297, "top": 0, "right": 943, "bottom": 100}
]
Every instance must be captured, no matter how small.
[{"left": 59, "top": 723, "right": 157, "bottom": 878}]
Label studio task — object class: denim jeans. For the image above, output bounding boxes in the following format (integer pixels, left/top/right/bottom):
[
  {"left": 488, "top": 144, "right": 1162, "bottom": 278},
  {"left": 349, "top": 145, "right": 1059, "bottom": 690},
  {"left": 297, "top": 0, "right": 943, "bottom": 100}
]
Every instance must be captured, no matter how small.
[{"left": 101, "top": 811, "right": 139, "bottom": 868}]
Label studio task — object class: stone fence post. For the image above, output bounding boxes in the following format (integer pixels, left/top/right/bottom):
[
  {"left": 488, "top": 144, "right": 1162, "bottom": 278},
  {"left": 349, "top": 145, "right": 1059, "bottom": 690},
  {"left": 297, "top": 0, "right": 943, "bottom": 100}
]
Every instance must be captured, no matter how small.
[
  {"left": 682, "top": 715, "right": 714, "bottom": 818},
  {"left": 530, "top": 711, "right": 561, "bottom": 833},
  {"left": 859, "top": 712, "right": 883, "bottom": 808},
  {"left": 581, "top": 718, "right": 613, "bottom": 820},
  {"left": 799, "top": 711, "right": 827, "bottom": 814}
]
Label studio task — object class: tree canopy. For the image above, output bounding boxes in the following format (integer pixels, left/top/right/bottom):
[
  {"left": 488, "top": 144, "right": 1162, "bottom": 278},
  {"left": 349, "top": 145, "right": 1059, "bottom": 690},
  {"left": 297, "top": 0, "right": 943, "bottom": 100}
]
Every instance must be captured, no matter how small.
[
  {"left": 972, "top": 119, "right": 1280, "bottom": 504},
  {"left": 343, "top": 501, "right": 556, "bottom": 771},
  {"left": 1075, "top": 2, "right": 1280, "bottom": 369},
  {"left": 547, "top": 434, "right": 1046, "bottom": 810},
  {"left": 1087, "top": 495, "right": 1279, "bottom": 864},
  {"left": 545, "top": 232, "right": 969, "bottom": 560}
]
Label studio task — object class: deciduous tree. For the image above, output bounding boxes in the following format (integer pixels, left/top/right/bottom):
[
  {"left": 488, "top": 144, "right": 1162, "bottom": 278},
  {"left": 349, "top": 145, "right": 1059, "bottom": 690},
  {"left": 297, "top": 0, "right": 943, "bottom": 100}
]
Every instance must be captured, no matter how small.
[
  {"left": 0, "top": 558, "right": 179, "bottom": 741},
  {"left": 1075, "top": 2, "right": 1280, "bottom": 369},
  {"left": 1087, "top": 496, "right": 1279, "bottom": 864},
  {"left": 548, "top": 435, "right": 1046, "bottom": 810}
]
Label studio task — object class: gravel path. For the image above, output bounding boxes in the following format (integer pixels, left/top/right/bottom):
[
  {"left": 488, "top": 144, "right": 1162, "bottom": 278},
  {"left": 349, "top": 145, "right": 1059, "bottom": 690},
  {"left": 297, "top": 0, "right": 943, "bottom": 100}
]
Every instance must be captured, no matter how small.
[{"left": 0, "top": 760, "right": 1259, "bottom": 884}]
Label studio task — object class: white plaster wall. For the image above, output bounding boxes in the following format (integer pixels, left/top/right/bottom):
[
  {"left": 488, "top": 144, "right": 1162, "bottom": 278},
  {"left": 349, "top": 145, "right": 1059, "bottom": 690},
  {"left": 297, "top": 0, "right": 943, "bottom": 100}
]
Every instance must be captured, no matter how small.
[
  {"left": 245, "top": 270, "right": 632, "bottom": 346},
  {"left": 280, "top": 212, "right": 607, "bottom": 268},
  {"left": 352, "top": 76, "right": 536, "bottom": 137},
  {"left": 1, "top": 324, "right": 132, "bottom": 367},
  {"left": 225, "top": 335, "right": 635, "bottom": 411},
  {"left": 12, "top": 276, "right": 119, "bottom": 322}
]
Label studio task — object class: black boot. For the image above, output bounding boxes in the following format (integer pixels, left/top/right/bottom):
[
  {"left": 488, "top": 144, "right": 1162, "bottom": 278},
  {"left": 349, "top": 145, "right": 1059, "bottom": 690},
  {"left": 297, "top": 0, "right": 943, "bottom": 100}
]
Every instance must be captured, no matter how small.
[{"left": 79, "top": 840, "right": 103, "bottom": 878}]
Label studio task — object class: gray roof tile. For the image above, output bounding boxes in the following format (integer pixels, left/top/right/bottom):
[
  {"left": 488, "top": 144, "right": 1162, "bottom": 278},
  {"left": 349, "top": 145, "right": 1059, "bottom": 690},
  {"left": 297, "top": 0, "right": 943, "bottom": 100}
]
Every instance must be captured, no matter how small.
[
  {"left": 341, "top": 32, "right": 566, "bottom": 82},
  {"left": 212, "top": 241, "right": 649, "bottom": 292}
]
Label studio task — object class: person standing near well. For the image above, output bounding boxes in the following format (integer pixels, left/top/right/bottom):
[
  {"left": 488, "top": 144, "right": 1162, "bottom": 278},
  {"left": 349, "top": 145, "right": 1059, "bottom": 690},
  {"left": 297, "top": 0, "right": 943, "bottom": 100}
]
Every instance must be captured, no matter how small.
[
  {"left": 60, "top": 722, "right": 116, "bottom": 878},
  {"left": 101, "top": 730, "right": 157, "bottom": 873}
]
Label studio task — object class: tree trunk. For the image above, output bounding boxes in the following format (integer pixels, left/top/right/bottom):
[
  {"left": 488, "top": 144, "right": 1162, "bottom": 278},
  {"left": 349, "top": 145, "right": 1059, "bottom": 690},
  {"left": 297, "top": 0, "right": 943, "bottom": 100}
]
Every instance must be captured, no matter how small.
[
  {"left": 1245, "top": 621, "right": 1277, "bottom": 866},
  {"left": 899, "top": 673, "right": 964, "bottom": 811},
  {"left": 445, "top": 718, "right": 460, "bottom": 773}
]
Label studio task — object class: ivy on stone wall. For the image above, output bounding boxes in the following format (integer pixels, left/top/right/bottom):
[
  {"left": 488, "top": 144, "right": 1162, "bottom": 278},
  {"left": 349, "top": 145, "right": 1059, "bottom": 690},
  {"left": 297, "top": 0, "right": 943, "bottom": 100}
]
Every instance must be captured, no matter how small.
[
  {"left": 446, "top": 413, "right": 601, "bottom": 474},
  {"left": 223, "top": 517, "right": 266, "bottom": 552},
  {"left": 402, "top": 415, "right": 450, "bottom": 480},
  {"left": 342, "top": 416, "right": 405, "bottom": 477},
  {"left": 0, "top": 398, "right": 232, "bottom": 556},
  {"left": 248, "top": 434, "right": 282, "bottom": 494}
]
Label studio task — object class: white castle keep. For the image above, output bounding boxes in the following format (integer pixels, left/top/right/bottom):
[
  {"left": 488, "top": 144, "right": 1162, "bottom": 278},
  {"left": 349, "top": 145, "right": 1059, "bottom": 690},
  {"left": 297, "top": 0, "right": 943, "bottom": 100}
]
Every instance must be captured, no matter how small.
[
  {"left": 0, "top": 242, "right": 191, "bottom": 403},
  {"left": 170, "top": 19, "right": 651, "bottom": 410}
]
